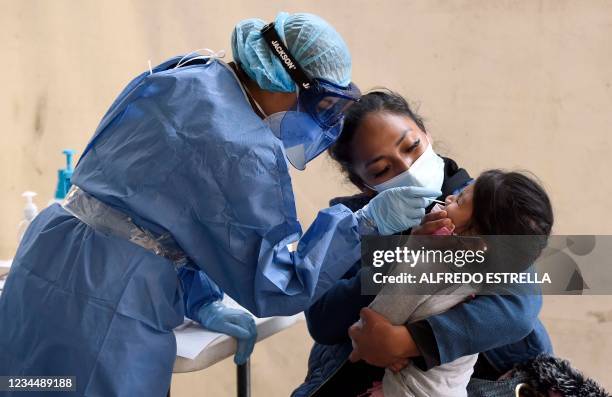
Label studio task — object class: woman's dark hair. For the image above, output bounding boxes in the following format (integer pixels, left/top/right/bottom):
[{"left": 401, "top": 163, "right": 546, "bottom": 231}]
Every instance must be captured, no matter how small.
[
  {"left": 329, "top": 89, "right": 426, "bottom": 189},
  {"left": 472, "top": 170, "right": 554, "bottom": 236}
]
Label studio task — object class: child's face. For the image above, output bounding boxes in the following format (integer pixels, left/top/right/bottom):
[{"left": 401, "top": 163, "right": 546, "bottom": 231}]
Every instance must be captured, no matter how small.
[{"left": 444, "top": 183, "right": 475, "bottom": 234}]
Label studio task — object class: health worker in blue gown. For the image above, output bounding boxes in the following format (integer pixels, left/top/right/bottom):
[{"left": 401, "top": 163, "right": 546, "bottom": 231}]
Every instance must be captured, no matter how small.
[{"left": 0, "top": 12, "right": 439, "bottom": 397}]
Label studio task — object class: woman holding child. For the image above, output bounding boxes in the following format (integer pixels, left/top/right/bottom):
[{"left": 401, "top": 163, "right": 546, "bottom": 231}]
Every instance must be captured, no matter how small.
[{"left": 292, "top": 90, "right": 554, "bottom": 397}]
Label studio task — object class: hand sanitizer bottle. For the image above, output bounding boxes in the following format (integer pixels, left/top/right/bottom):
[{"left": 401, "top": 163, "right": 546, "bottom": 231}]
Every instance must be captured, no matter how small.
[
  {"left": 18, "top": 191, "right": 38, "bottom": 242},
  {"left": 48, "top": 149, "right": 76, "bottom": 205}
]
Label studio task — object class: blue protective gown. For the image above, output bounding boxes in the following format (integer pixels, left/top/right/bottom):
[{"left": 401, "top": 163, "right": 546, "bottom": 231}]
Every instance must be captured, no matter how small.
[{"left": 0, "top": 57, "right": 361, "bottom": 396}]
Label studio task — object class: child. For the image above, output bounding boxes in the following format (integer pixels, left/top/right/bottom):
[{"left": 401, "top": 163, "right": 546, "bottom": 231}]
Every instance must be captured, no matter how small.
[{"left": 363, "top": 170, "right": 554, "bottom": 397}]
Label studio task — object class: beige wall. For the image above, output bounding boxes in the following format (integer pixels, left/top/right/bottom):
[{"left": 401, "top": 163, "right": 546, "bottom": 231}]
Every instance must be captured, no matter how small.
[{"left": 2, "top": 0, "right": 611, "bottom": 395}]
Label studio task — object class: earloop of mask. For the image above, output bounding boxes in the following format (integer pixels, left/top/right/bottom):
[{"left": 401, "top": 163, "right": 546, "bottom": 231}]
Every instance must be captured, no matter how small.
[{"left": 174, "top": 48, "right": 226, "bottom": 69}]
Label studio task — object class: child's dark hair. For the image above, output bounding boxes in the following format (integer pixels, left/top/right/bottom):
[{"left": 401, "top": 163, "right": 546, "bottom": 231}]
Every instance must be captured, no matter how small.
[
  {"left": 472, "top": 170, "right": 554, "bottom": 268},
  {"left": 472, "top": 170, "right": 554, "bottom": 236},
  {"left": 329, "top": 89, "right": 426, "bottom": 189}
]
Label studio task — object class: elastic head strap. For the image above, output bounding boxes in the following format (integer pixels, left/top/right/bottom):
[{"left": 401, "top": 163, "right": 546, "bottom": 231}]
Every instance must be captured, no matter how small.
[{"left": 261, "top": 22, "right": 313, "bottom": 91}]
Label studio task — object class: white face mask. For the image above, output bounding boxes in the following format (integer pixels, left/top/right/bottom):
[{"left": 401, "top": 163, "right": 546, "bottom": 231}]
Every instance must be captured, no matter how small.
[{"left": 370, "top": 143, "right": 445, "bottom": 193}]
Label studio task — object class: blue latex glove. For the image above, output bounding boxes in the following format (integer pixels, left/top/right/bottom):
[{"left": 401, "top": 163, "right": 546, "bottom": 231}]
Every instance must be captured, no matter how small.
[
  {"left": 355, "top": 186, "right": 442, "bottom": 235},
  {"left": 196, "top": 301, "right": 257, "bottom": 365}
]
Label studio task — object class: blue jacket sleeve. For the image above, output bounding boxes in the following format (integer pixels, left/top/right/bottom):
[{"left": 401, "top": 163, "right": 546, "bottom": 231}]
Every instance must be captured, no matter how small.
[
  {"left": 178, "top": 266, "right": 223, "bottom": 321},
  {"left": 306, "top": 262, "right": 542, "bottom": 369},
  {"left": 419, "top": 292, "right": 542, "bottom": 368},
  {"left": 305, "top": 267, "right": 375, "bottom": 345}
]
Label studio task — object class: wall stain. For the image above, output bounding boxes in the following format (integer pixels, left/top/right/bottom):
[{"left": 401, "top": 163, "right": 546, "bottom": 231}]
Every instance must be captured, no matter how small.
[
  {"left": 588, "top": 310, "right": 612, "bottom": 324},
  {"left": 33, "top": 93, "right": 47, "bottom": 138}
]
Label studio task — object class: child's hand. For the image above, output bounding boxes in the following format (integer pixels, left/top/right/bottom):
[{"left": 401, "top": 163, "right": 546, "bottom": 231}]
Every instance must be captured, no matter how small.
[{"left": 411, "top": 210, "right": 455, "bottom": 235}]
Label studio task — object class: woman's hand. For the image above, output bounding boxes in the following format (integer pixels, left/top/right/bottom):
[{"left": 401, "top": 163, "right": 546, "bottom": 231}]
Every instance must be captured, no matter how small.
[
  {"left": 411, "top": 210, "right": 454, "bottom": 235},
  {"left": 348, "top": 308, "right": 420, "bottom": 368}
]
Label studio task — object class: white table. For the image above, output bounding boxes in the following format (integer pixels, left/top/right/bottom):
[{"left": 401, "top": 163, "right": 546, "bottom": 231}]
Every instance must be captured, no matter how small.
[
  {"left": 173, "top": 314, "right": 302, "bottom": 373},
  {"left": 173, "top": 314, "right": 302, "bottom": 397}
]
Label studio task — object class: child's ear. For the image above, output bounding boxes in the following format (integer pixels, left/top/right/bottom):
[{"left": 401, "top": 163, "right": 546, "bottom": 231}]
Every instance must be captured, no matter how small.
[{"left": 460, "top": 222, "right": 479, "bottom": 237}]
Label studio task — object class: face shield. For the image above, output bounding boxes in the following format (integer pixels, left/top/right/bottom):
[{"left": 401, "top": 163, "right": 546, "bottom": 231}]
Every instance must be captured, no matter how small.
[{"left": 261, "top": 23, "right": 361, "bottom": 170}]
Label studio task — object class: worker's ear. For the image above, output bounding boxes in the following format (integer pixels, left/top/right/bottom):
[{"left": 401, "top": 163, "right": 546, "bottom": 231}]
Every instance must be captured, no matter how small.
[{"left": 232, "top": 61, "right": 297, "bottom": 116}]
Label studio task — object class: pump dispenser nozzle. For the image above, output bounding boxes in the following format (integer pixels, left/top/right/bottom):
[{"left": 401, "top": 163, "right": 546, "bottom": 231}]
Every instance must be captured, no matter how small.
[{"left": 64, "top": 149, "right": 74, "bottom": 172}]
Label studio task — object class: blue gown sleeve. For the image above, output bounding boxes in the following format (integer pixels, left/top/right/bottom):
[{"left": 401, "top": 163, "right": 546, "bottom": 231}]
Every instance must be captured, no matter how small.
[
  {"left": 181, "top": 203, "right": 362, "bottom": 318},
  {"left": 178, "top": 266, "right": 223, "bottom": 321}
]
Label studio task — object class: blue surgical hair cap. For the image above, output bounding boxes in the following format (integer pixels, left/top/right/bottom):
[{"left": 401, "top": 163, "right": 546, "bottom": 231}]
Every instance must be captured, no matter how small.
[{"left": 231, "top": 12, "right": 352, "bottom": 93}]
